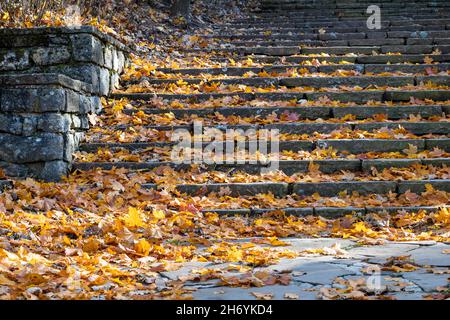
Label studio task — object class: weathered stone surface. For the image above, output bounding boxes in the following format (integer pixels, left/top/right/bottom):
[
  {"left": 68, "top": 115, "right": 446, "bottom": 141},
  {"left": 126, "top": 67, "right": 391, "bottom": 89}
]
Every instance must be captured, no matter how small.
[
  {"left": 381, "top": 45, "right": 433, "bottom": 54},
  {"left": 0, "top": 88, "right": 40, "bottom": 112},
  {"left": 201, "top": 208, "right": 252, "bottom": 215},
  {"left": 99, "top": 67, "right": 110, "bottom": 96},
  {"left": 417, "top": 75, "right": 450, "bottom": 86},
  {"left": 0, "top": 72, "right": 106, "bottom": 181},
  {"left": 276, "top": 159, "right": 361, "bottom": 174},
  {"left": 407, "top": 244, "right": 450, "bottom": 267},
  {"left": 366, "top": 63, "right": 450, "bottom": 73},
  {"left": 302, "top": 46, "right": 378, "bottom": 55},
  {"left": 49, "top": 64, "right": 102, "bottom": 93},
  {"left": 176, "top": 182, "right": 289, "bottom": 197},
  {"left": 356, "top": 122, "right": 450, "bottom": 135},
  {"left": 349, "top": 38, "right": 404, "bottom": 46},
  {"left": 425, "top": 139, "right": 450, "bottom": 152},
  {"left": 280, "top": 76, "right": 414, "bottom": 88},
  {"left": 192, "top": 283, "right": 318, "bottom": 300},
  {"left": 294, "top": 263, "right": 358, "bottom": 285},
  {"left": 39, "top": 88, "right": 67, "bottom": 112},
  {"left": 401, "top": 270, "right": 450, "bottom": 292},
  {"left": 63, "top": 132, "right": 85, "bottom": 162},
  {"left": 103, "top": 45, "right": 113, "bottom": 69},
  {"left": 0, "top": 133, "right": 64, "bottom": 163},
  {"left": 366, "top": 206, "right": 442, "bottom": 214},
  {"left": 71, "top": 33, "right": 104, "bottom": 65},
  {"left": 265, "top": 122, "right": 350, "bottom": 134},
  {"left": 31, "top": 46, "right": 71, "bottom": 65},
  {"left": 252, "top": 207, "right": 314, "bottom": 216},
  {"left": 385, "top": 90, "right": 450, "bottom": 102},
  {"left": 362, "top": 159, "right": 421, "bottom": 172},
  {"left": 293, "top": 181, "right": 397, "bottom": 196},
  {"left": 0, "top": 49, "right": 30, "bottom": 71},
  {"left": 314, "top": 207, "right": 365, "bottom": 218},
  {"left": 316, "top": 139, "right": 425, "bottom": 153},
  {"left": 306, "top": 91, "right": 385, "bottom": 103},
  {"left": 332, "top": 105, "right": 442, "bottom": 119},
  {"left": 398, "top": 180, "right": 450, "bottom": 193},
  {"left": 0, "top": 27, "right": 129, "bottom": 96},
  {"left": 40, "top": 160, "right": 70, "bottom": 182}
]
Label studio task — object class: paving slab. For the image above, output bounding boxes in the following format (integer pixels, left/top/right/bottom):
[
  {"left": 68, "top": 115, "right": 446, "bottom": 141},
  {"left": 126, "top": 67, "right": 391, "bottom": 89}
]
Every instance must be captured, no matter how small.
[
  {"left": 401, "top": 270, "right": 450, "bottom": 292},
  {"left": 192, "top": 283, "right": 319, "bottom": 300},
  {"left": 349, "top": 243, "right": 420, "bottom": 260},
  {"left": 407, "top": 244, "right": 450, "bottom": 267}
]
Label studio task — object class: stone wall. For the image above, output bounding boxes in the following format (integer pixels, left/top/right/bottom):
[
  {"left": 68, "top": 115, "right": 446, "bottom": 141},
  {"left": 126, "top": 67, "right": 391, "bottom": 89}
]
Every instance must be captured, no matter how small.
[
  {"left": 0, "top": 26, "right": 130, "bottom": 181},
  {"left": 0, "top": 26, "right": 130, "bottom": 96},
  {"left": 0, "top": 74, "right": 100, "bottom": 181}
]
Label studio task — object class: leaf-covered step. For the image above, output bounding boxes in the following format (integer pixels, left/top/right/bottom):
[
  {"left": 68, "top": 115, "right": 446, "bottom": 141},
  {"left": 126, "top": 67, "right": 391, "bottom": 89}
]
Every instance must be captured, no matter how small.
[
  {"left": 79, "top": 137, "right": 449, "bottom": 154},
  {"left": 154, "top": 63, "right": 450, "bottom": 77},
  {"left": 201, "top": 205, "right": 448, "bottom": 218},
  {"left": 138, "top": 179, "right": 450, "bottom": 197},
  {"left": 279, "top": 75, "right": 416, "bottom": 87},
  {"left": 201, "top": 46, "right": 380, "bottom": 56},
  {"left": 225, "top": 19, "right": 448, "bottom": 32},
  {"left": 291, "top": 181, "right": 395, "bottom": 196},
  {"left": 223, "top": 54, "right": 450, "bottom": 65},
  {"left": 398, "top": 180, "right": 450, "bottom": 193},
  {"left": 308, "top": 89, "right": 450, "bottom": 103},
  {"left": 228, "top": 17, "right": 450, "bottom": 28},
  {"left": 73, "top": 159, "right": 358, "bottom": 174},
  {"left": 275, "top": 180, "right": 447, "bottom": 196},
  {"left": 126, "top": 104, "right": 445, "bottom": 120},
  {"left": 354, "top": 122, "right": 450, "bottom": 135},
  {"left": 364, "top": 63, "right": 450, "bottom": 73},
  {"left": 316, "top": 139, "right": 430, "bottom": 153},
  {"left": 143, "top": 182, "right": 289, "bottom": 197},
  {"left": 107, "top": 121, "right": 449, "bottom": 136},
  {"left": 264, "top": 122, "right": 450, "bottom": 135},
  {"left": 73, "top": 158, "right": 450, "bottom": 175},
  {"left": 113, "top": 90, "right": 391, "bottom": 103},
  {"left": 141, "top": 75, "right": 419, "bottom": 88},
  {"left": 384, "top": 89, "right": 450, "bottom": 101},
  {"left": 218, "top": 23, "right": 450, "bottom": 35},
  {"left": 0, "top": 180, "right": 12, "bottom": 191}
]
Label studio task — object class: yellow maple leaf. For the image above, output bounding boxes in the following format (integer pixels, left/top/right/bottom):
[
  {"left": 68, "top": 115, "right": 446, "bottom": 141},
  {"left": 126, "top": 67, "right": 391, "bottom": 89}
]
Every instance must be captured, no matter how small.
[
  {"left": 124, "top": 207, "right": 145, "bottom": 228},
  {"left": 153, "top": 209, "right": 165, "bottom": 220},
  {"left": 135, "top": 239, "right": 152, "bottom": 256}
]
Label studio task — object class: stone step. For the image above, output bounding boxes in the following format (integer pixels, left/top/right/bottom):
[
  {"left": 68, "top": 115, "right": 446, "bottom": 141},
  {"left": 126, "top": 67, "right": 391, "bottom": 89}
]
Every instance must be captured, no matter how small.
[
  {"left": 222, "top": 38, "right": 450, "bottom": 48},
  {"left": 209, "top": 30, "right": 450, "bottom": 40},
  {"left": 222, "top": 39, "right": 408, "bottom": 47},
  {"left": 109, "top": 121, "right": 450, "bottom": 136},
  {"left": 113, "top": 90, "right": 450, "bottom": 103},
  {"left": 79, "top": 138, "right": 450, "bottom": 154},
  {"left": 202, "top": 205, "right": 448, "bottom": 218},
  {"left": 196, "top": 46, "right": 383, "bottom": 56},
  {"left": 353, "top": 122, "right": 450, "bottom": 135},
  {"left": 141, "top": 75, "right": 437, "bottom": 88},
  {"left": 384, "top": 90, "right": 450, "bottom": 102},
  {"left": 222, "top": 19, "right": 450, "bottom": 30},
  {"left": 212, "top": 54, "right": 450, "bottom": 65},
  {"left": 208, "top": 28, "right": 450, "bottom": 39},
  {"left": 317, "top": 138, "right": 450, "bottom": 153},
  {"left": 255, "top": 9, "right": 450, "bottom": 15},
  {"left": 125, "top": 104, "right": 445, "bottom": 120},
  {"left": 138, "top": 179, "right": 450, "bottom": 197},
  {"left": 73, "top": 158, "right": 450, "bottom": 175},
  {"left": 213, "top": 26, "right": 450, "bottom": 36},
  {"left": 0, "top": 180, "right": 12, "bottom": 191},
  {"left": 257, "top": 6, "right": 450, "bottom": 12},
  {"left": 153, "top": 64, "right": 450, "bottom": 78}
]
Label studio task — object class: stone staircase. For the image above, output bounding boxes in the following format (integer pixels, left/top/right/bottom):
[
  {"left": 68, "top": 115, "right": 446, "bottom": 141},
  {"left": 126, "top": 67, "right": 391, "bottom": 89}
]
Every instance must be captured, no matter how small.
[{"left": 73, "top": 0, "right": 450, "bottom": 217}]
